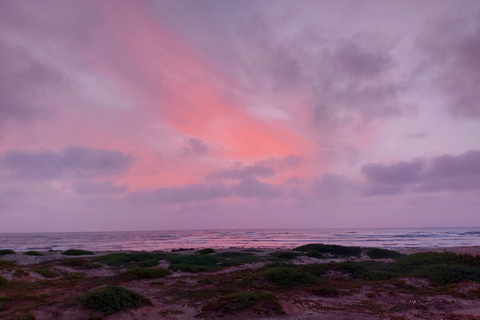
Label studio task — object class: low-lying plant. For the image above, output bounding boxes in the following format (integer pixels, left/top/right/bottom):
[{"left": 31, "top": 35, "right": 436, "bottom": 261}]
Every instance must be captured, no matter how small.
[
  {"left": 366, "top": 248, "right": 404, "bottom": 259},
  {"left": 62, "top": 249, "right": 94, "bottom": 256},
  {"left": 264, "top": 266, "right": 318, "bottom": 286},
  {"left": 34, "top": 268, "right": 58, "bottom": 278},
  {"left": 0, "top": 249, "right": 15, "bottom": 256},
  {"left": 0, "top": 259, "right": 16, "bottom": 270},
  {"left": 195, "top": 248, "right": 215, "bottom": 255},
  {"left": 63, "top": 272, "right": 86, "bottom": 280},
  {"left": 294, "top": 243, "right": 362, "bottom": 258},
  {"left": 60, "top": 259, "right": 101, "bottom": 269},
  {"left": 80, "top": 285, "right": 151, "bottom": 313},
  {"left": 120, "top": 267, "right": 171, "bottom": 280},
  {"left": 0, "top": 275, "right": 7, "bottom": 286},
  {"left": 94, "top": 252, "right": 166, "bottom": 267},
  {"left": 269, "top": 251, "right": 300, "bottom": 261}
]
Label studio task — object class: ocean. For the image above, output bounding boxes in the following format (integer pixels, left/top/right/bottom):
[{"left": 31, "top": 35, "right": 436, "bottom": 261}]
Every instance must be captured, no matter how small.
[{"left": 1, "top": 228, "right": 480, "bottom": 252}]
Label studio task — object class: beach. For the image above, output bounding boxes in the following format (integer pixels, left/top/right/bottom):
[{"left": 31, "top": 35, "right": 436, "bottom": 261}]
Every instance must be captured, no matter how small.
[{"left": 2, "top": 245, "right": 480, "bottom": 319}]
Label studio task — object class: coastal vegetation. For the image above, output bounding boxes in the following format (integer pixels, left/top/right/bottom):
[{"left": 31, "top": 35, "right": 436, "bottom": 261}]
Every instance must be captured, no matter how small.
[
  {"left": 80, "top": 286, "right": 151, "bottom": 313},
  {"left": 62, "top": 249, "right": 95, "bottom": 256},
  {"left": 2, "top": 245, "right": 480, "bottom": 318},
  {"left": 0, "top": 250, "right": 15, "bottom": 256}
]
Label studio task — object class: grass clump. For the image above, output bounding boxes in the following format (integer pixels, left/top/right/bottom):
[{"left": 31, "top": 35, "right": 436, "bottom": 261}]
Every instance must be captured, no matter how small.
[
  {"left": 0, "top": 275, "right": 7, "bottom": 286},
  {"left": 201, "top": 291, "right": 284, "bottom": 316},
  {"left": 24, "top": 251, "right": 44, "bottom": 256},
  {"left": 391, "top": 252, "right": 480, "bottom": 274},
  {"left": 264, "top": 267, "right": 318, "bottom": 286},
  {"left": 80, "top": 285, "right": 151, "bottom": 313},
  {"left": 269, "top": 251, "right": 300, "bottom": 261},
  {"left": 294, "top": 243, "right": 362, "bottom": 258},
  {"left": 0, "top": 249, "right": 15, "bottom": 256},
  {"left": 34, "top": 268, "right": 58, "bottom": 278},
  {"left": 94, "top": 252, "right": 166, "bottom": 267},
  {"left": 196, "top": 248, "right": 215, "bottom": 255},
  {"left": 63, "top": 272, "right": 86, "bottom": 280},
  {"left": 365, "top": 248, "right": 404, "bottom": 259},
  {"left": 335, "top": 261, "right": 393, "bottom": 280},
  {"left": 413, "top": 264, "right": 480, "bottom": 286},
  {"left": 168, "top": 254, "right": 222, "bottom": 273},
  {"left": 60, "top": 259, "right": 101, "bottom": 269},
  {"left": 0, "top": 259, "right": 16, "bottom": 270},
  {"left": 13, "top": 269, "right": 29, "bottom": 277},
  {"left": 62, "top": 249, "right": 94, "bottom": 256},
  {"left": 120, "top": 267, "right": 171, "bottom": 280}
]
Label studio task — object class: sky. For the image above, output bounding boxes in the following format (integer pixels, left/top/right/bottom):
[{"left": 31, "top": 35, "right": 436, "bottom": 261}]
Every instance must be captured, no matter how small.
[{"left": 1, "top": 0, "right": 480, "bottom": 232}]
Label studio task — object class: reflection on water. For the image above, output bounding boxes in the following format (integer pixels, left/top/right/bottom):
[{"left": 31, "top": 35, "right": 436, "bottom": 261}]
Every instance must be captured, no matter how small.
[{"left": 1, "top": 228, "right": 480, "bottom": 251}]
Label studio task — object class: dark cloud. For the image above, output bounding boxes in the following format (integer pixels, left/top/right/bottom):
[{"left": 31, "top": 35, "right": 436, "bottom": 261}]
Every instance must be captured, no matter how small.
[
  {"left": 72, "top": 181, "right": 127, "bottom": 195},
  {"left": 361, "top": 160, "right": 424, "bottom": 185},
  {"left": 182, "top": 138, "right": 210, "bottom": 156},
  {"left": 0, "top": 43, "right": 57, "bottom": 126},
  {"left": 207, "top": 155, "right": 302, "bottom": 181},
  {"left": 0, "top": 0, "right": 105, "bottom": 127},
  {"left": 361, "top": 150, "right": 480, "bottom": 195},
  {"left": 418, "top": 13, "right": 480, "bottom": 118},
  {"left": 233, "top": 178, "right": 281, "bottom": 198},
  {"left": 0, "top": 146, "right": 133, "bottom": 180},
  {"left": 333, "top": 39, "right": 395, "bottom": 79}
]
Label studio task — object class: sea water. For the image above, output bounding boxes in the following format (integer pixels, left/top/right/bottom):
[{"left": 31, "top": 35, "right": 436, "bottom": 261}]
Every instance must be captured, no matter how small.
[{"left": 1, "top": 228, "right": 480, "bottom": 252}]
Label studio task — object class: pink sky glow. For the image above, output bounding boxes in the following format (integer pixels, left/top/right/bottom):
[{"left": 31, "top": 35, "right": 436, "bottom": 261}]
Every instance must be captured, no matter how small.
[{"left": 1, "top": 0, "right": 480, "bottom": 232}]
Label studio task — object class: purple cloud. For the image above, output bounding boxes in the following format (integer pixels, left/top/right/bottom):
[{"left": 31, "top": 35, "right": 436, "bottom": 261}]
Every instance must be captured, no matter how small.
[
  {"left": 361, "top": 160, "right": 424, "bottom": 185},
  {"left": 182, "top": 137, "right": 211, "bottom": 156},
  {"left": 418, "top": 13, "right": 480, "bottom": 118},
  {"left": 72, "top": 181, "right": 127, "bottom": 195},
  {"left": 233, "top": 178, "right": 281, "bottom": 198},
  {"left": 361, "top": 150, "right": 480, "bottom": 195},
  {"left": 0, "top": 146, "right": 133, "bottom": 180}
]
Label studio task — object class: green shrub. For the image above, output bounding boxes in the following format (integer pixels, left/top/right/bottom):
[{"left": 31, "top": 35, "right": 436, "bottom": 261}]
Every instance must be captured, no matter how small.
[
  {"left": 120, "top": 267, "right": 171, "bottom": 280},
  {"left": 297, "top": 264, "right": 326, "bottom": 277},
  {"left": 391, "top": 252, "right": 480, "bottom": 274},
  {"left": 196, "top": 248, "right": 215, "bottom": 255},
  {"left": 64, "top": 272, "right": 86, "bottom": 280},
  {"left": 269, "top": 251, "right": 300, "bottom": 260},
  {"left": 335, "top": 261, "right": 392, "bottom": 280},
  {"left": 34, "top": 268, "right": 58, "bottom": 278},
  {"left": 264, "top": 267, "right": 318, "bottom": 286},
  {"left": 0, "top": 275, "right": 7, "bottom": 286},
  {"left": 0, "top": 259, "right": 16, "bottom": 270},
  {"left": 413, "top": 264, "right": 480, "bottom": 285},
  {"left": 80, "top": 286, "right": 151, "bottom": 313},
  {"left": 365, "top": 248, "right": 404, "bottom": 259},
  {"left": 214, "top": 252, "right": 253, "bottom": 259},
  {"left": 168, "top": 254, "right": 222, "bottom": 273},
  {"left": 13, "top": 269, "right": 29, "bottom": 277},
  {"left": 62, "top": 249, "right": 94, "bottom": 256},
  {"left": 294, "top": 244, "right": 362, "bottom": 257},
  {"left": 60, "top": 259, "right": 101, "bottom": 269},
  {"left": 202, "top": 291, "right": 284, "bottom": 316},
  {"left": 24, "top": 251, "right": 44, "bottom": 256},
  {"left": 94, "top": 252, "right": 166, "bottom": 267},
  {"left": 0, "top": 249, "right": 15, "bottom": 256},
  {"left": 138, "top": 259, "right": 158, "bottom": 267}
]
